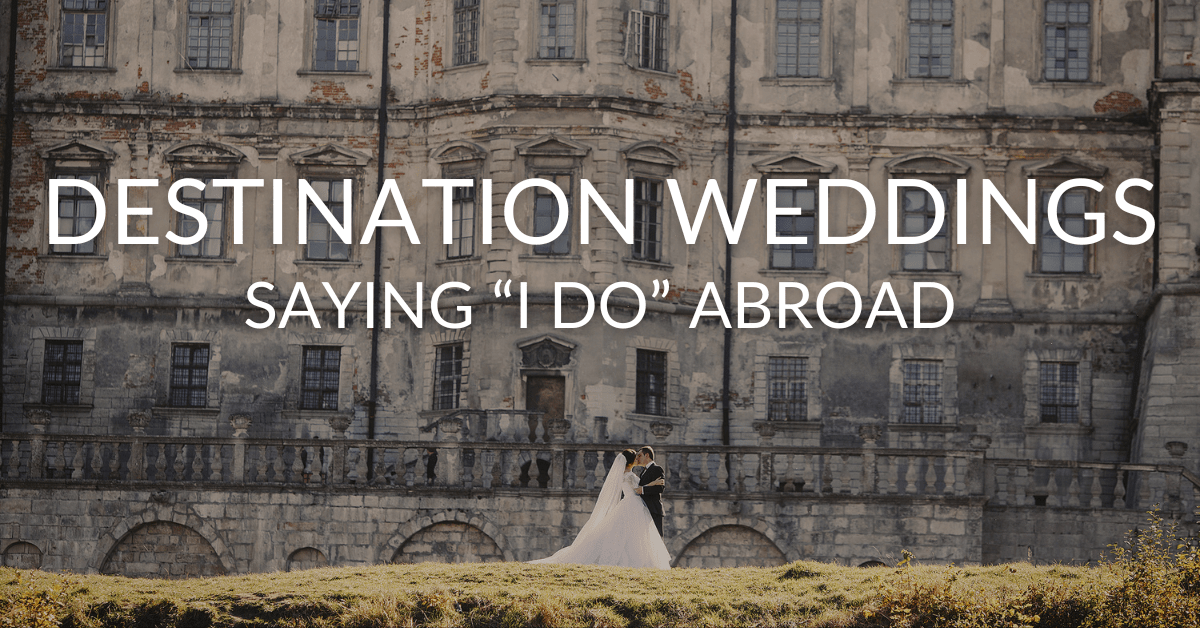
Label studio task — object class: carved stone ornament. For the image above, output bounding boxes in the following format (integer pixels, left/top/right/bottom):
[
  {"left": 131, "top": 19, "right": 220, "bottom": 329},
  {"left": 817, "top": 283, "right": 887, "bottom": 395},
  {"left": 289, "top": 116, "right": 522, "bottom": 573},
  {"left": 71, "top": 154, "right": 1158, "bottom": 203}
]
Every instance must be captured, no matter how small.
[
  {"left": 127, "top": 410, "right": 152, "bottom": 434},
  {"left": 25, "top": 408, "right": 52, "bottom": 432},
  {"left": 1165, "top": 441, "right": 1188, "bottom": 458},
  {"left": 521, "top": 339, "right": 573, "bottom": 369},
  {"left": 328, "top": 414, "right": 352, "bottom": 436},
  {"left": 230, "top": 414, "right": 252, "bottom": 437}
]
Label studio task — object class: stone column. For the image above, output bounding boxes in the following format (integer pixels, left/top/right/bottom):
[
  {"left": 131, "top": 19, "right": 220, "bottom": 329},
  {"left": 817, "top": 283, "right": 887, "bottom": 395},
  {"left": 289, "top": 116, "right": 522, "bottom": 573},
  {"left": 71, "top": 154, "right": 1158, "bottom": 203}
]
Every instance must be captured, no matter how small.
[
  {"left": 967, "top": 434, "right": 992, "bottom": 497},
  {"left": 439, "top": 415, "right": 464, "bottom": 487},
  {"left": 230, "top": 414, "right": 252, "bottom": 482},
  {"left": 859, "top": 425, "right": 881, "bottom": 494},
  {"left": 328, "top": 415, "right": 352, "bottom": 485},
  {"left": 25, "top": 409, "right": 51, "bottom": 480},
  {"left": 127, "top": 410, "right": 151, "bottom": 481}
]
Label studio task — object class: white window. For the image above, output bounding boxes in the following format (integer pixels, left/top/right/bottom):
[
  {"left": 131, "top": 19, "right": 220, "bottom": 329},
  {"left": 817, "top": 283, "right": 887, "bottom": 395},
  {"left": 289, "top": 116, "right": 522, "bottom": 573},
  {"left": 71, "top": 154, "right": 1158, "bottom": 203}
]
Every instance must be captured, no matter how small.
[
  {"left": 908, "top": 0, "right": 952, "bottom": 78},
  {"left": 628, "top": 1, "right": 668, "bottom": 72},
  {"left": 770, "top": 187, "right": 817, "bottom": 270},
  {"left": 632, "top": 177, "right": 663, "bottom": 262},
  {"left": 60, "top": 0, "right": 109, "bottom": 68},
  {"left": 176, "top": 177, "right": 227, "bottom": 258},
  {"left": 539, "top": 0, "right": 576, "bottom": 59},
  {"left": 186, "top": 0, "right": 235, "bottom": 69},
  {"left": 1044, "top": 1, "right": 1090, "bottom": 81},
  {"left": 448, "top": 184, "right": 476, "bottom": 259},
  {"left": 1038, "top": 189, "right": 1088, "bottom": 273},
  {"left": 305, "top": 179, "right": 351, "bottom": 261},
  {"left": 50, "top": 172, "right": 101, "bottom": 255},
  {"left": 776, "top": 0, "right": 820, "bottom": 78},
  {"left": 899, "top": 186, "right": 950, "bottom": 271},
  {"left": 533, "top": 173, "right": 572, "bottom": 256},
  {"left": 314, "top": 0, "right": 361, "bottom": 72}
]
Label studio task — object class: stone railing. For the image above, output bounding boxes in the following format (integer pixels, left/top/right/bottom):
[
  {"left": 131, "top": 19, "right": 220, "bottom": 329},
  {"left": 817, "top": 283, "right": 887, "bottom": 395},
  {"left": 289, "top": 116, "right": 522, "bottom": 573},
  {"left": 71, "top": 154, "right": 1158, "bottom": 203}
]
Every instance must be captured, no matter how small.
[{"left": 1, "top": 426, "right": 1195, "bottom": 510}]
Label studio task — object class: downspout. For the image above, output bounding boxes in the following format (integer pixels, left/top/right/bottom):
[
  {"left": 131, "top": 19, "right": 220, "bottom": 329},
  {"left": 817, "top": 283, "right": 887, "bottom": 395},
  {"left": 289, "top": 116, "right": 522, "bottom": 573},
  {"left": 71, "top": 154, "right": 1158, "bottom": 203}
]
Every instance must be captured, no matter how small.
[
  {"left": 368, "top": 0, "right": 392, "bottom": 451},
  {"left": 722, "top": 0, "right": 739, "bottom": 451},
  {"left": 0, "top": 0, "right": 20, "bottom": 426}
]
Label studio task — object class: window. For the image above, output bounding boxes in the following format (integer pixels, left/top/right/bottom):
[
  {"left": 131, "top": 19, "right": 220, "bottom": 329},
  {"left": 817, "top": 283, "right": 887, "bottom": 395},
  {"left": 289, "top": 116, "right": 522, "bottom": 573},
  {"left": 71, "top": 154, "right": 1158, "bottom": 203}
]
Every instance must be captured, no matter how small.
[
  {"left": 305, "top": 179, "right": 351, "bottom": 261},
  {"left": 771, "top": 187, "right": 817, "bottom": 269},
  {"left": 630, "top": 1, "right": 669, "bottom": 72},
  {"left": 902, "top": 360, "right": 943, "bottom": 424},
  {"left": 900, "top": 186, "right": 950, "bottom": 271},
  {"left": 1044, "top": 1, "right": 1089, "bottom": 81},
  {"left": 433, "top": 343, "right": 464, "bottom": 410},
  {"left": 314, "top": 0, "right": 360, "bottom": 72},
  {"left": 767, "top": 357, "right": 807, "bottom": 421},
  {"left": 60, "top": 0, "right": 108, "bottom": 68},
  {"left": 633, "top": 177, "right": 663, "bottom": 262},
  {"left": 301, "top": 347, "right": 341, "bottom": 410},
  {"left": 42, "top": 341, "right": 83, "bottom": 405},
  {"left": 776, "top": 0, "right": 820, "bottom": 77},
  {"left": 453, "top": 0, "right": 480, "bottom": 66},
  {"left": 1039, "top": 189, "right": 1088, "bottom": 273},
  {"left": 908, "top": 0, "right": 952, "bottom": 78},
  {"left": 51, "top": 172, "right": 100, "bottom": 255},
  {"left": 169, "top": 345, "right": 210, "bottom": 407},
  {"left": 635, "top": 349, "right": 667, "bottom": 415},
  {"left": 533, "top": 173, "right": 572, "bottom": 255},
  {"left": 1039, "top": 362, "right": 1079, "bottom": 423},
  {"left": 539, "top": 0, "right": 576, "bottom": 59},
  {"left": 186, "top": 0, "right": 234, "bottom": 69},
  {"left": 448, "top": 184, "right": 476, "bottom": 259},
  {"left": 176, "top": 178, "right": 226, "bottom": 258}
]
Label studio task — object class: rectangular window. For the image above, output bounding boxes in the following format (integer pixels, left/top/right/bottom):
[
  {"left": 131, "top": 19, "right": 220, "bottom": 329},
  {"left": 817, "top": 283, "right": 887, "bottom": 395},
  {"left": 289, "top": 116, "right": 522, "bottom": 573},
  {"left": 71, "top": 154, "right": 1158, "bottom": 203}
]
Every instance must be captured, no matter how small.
[
  {"left": 305, "top": 179, "right": 351, "bottom": 261},
  {"left": 633, "top": 178, "right": 663, "bottom": 262},
  {"left": 539, "top": 0, "right": 576, "bottom": 59},
  {"left": 453, "top": 0, "right": 480, "bottom": 66},
  {"left": 902, "top": 360, "right": 943, "bottom": 424},
  {"left": 301, "top": 347, "right": 341, "bottom": 410},
  {"left": 448, "top": 184, "right": 476, "bottom": 259},
  {"left": 42, "top": 340, "right": 84, "bottom": 405},
  {"left": 900, "top": 186, "right": 950, "bottom": 271},
  {"left": 1039, "top": 362, "right": 1079, "bottom": 423},
  {"left": 176, "top": 178, "right": 226, "bottom": 258},
  {"left": 776, "top": 0, "right": 820, "bottom": 77},
  {"left": 433, "top": 343, "right": 464, "bottom": 410},
  {"left": 635, "top": 349, "right": 667, "bottom": 416},
  {"left": 169, "top": 344, "right": 210, "bottom": 407},
  {"left": 1045, "top": 1, "right": 1089, "bottom": 81},
  {"left": 186, "top": 0, "right": 234, "bottom": 69},
  {"left": 51, "top": 172, "right": 100, "bottom": 255},
  {"left": 767, "top": 356, "right": 807, "bottom": 421},
  {"left": 631, "top": 1, "right": 669, "bottom": 72},
  {"left": 60, "top": 0, "right": 108, "bottom": 68},
  {"left": 771, "top": 187, "right": 817, "bottom": 269},
  {"left": 908, "top": 0, "right": 952, "bottom": 78},
  {"left": 1039, "top": 189, "right": 1088, "bottom": 273},
  {"left": 314, "top": 0, "right": 360, "bottom": 72},
  {"left": 533, "top": 173, "right": 572, "bottom": 255}
]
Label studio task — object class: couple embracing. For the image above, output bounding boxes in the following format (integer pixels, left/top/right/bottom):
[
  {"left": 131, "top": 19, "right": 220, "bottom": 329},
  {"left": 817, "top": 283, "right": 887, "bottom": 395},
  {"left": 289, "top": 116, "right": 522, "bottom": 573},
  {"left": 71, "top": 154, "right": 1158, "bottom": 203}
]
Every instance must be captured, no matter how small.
[{"left": 531, "top": 446, "right": 671, "bottom": 569}]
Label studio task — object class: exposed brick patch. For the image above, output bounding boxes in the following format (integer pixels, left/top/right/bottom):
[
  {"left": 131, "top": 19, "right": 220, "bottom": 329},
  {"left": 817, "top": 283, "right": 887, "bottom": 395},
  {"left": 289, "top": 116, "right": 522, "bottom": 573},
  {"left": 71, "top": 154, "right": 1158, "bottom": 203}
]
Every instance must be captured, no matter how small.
[
  {"left": 675, "top": 525, "right": 787, "bottom": 568},
  {"left": 1094, "top": 91, "right": 1143, "bottom": 114},
  {"left": 678, "top": 70, "right": 696, "bottom": 101},
  {"left": 391, "top": 522, "right": 504, "bottom": 564},
  {"left": 644, "top": 79, "right": 667, "bottom": 100},
  {"left": 100, "top": 521, "right": 225, "bottom": 579},
  {"left": 308, "top": 81, "right": 354, "bottom": 105}
]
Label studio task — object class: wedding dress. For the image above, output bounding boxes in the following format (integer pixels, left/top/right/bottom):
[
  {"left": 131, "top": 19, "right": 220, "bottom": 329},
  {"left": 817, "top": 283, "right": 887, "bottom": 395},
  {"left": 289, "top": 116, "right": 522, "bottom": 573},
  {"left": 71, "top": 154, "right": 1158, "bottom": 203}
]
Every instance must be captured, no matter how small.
[{"left": 530, "top": 457, "right": 672, "bottom": 569}]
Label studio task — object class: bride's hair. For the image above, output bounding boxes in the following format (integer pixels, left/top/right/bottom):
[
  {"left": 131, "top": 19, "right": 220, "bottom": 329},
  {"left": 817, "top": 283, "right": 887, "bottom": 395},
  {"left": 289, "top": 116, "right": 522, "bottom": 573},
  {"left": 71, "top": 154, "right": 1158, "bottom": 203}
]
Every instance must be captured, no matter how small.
[{"left": 619, "top": 449, "right": 637, "bottom": 467}]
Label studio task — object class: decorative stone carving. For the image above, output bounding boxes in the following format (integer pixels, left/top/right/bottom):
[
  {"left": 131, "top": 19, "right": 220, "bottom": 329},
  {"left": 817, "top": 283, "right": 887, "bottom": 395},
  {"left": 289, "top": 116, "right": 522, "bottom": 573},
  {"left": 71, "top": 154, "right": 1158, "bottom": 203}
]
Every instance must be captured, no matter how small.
[
  {"left": 1165, "top": 441, "right": 1188, "bottom": 458},
  {"left": 24, "top": 409, "right": 52, "bottom": 433},
  {"left": 127, "top": 410, "right": 152, "bottom": 435},
  {"left": 229, "top": 414, "right": 252, "bottom": 437},
  {"left": 858, "top": 425, "right": 882, "bottom": 446},
  {"left": 970, "top": 434, "right": 993, "bottom": 451},
  {"left": 547, "top": 418, "right": 571, "bottom": 441},
  {"left": 328, "top": 415, "right": 352, "bottom": 438},
  {"left": 520, "top": 339, "right": 573, "bottom": 369},
  {"left": 650, "top": 421, "right": 674, "bottom": 443}
]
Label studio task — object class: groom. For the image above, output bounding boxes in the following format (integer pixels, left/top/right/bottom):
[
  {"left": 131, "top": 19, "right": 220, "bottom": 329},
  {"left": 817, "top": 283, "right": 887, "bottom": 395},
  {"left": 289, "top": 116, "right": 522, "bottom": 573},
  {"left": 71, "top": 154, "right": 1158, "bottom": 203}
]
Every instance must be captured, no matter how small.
[{"left": 633, "top": 446, "right": 665, "bottom": 537}]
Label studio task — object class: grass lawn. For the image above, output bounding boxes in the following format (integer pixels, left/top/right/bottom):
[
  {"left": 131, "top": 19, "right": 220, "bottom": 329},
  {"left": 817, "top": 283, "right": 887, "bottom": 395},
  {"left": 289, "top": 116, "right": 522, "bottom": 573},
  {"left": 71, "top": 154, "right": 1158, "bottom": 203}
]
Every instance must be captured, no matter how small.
[{"left": 1, "top": 558, "right": 1174, "bottom": 628}]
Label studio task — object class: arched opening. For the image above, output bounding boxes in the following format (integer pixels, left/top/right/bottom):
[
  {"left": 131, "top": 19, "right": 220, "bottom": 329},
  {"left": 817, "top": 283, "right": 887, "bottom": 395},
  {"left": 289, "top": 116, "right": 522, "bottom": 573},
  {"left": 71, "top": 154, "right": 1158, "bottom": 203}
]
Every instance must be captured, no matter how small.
[
  {"left": 100, "top": 521, "right": 225, "bottom": 579},
  {"left": 674, "top": 525, "right": 787, "bottom": 568},
  {"left": 390, "top": 522, "right": 504, "bottom": 564},
  {"left": 287, "top": 547, "right": 329, "bottom": 571},
  {"left": 2, "top": 542, "right": 42, "bottom": 569}
]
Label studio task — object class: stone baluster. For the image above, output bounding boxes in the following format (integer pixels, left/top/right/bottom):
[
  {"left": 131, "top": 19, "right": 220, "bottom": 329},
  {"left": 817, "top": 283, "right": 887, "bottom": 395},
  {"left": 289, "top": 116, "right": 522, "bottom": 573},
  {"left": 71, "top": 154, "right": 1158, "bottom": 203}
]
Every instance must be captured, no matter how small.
[
  {"left": 52, "top": 442, "right": 66, "bottom": 478},
  {"left": 698, "top": 453, "right": 711, "bottom": 490},
  {"left": 90, "top": 442, "right": 104, "bottom": 481},
  {"left": 569, "top": 450, "right": 584, "bottom": 489},
  {"left": 26, "top": 409, "right": 51, "bottom": 479},
  {"left": 901, "top": 456, "right": 914, "bottom": 495},
  {"left": 0, "top": 439, "right": 7, "bottom": 478},
  {"left": 1165, "top": 441, "right": 1188, "bottom": 512},
  {"left": 717, "top": 452, "right": 730, "bottom": 491},
  {"left": 1136, "top": 469, "right": 1152, "bottom": 510},
  {"left": 190, "top": 444, "right": 204, "bottom": 481},
  {"left": 271, "top": 445, "right": 286, "bottom": 483},
  {"left": 153, "top": 443, "right": 166, "bottom": 482},
  {"left": 923, "top": 456, "right": 936, "bottom": 495},
  {"left": 126, "top": 411, "right": 150, "bottom": 481},
  {"left": 255, "top": 445, "right": 268, "bottom": 483},
  {"left": 547, "top": 418, "right": 570, "bottom": 490},
  {"left": 71, "top": 442, "right": 85, "bottom": 480},
  {"left": 1114, "top": 469, "right": 1127, "bottom": 508},
  {"left": 967, "top": 434, "right": 991, "bottom": 497},
  {"left": 828, "top": 454, "right": 841, "bottom": 494},
  {"left": 943, "top": 457, "right": 957, "bottom": 496},
  {"left": 859, "top": 426, "right": 880, "bottom": 494},
  {"left": 291, "top": 445, "right": 306, "bottom": 483},
  {"left": 172, "top": 444, "right": 186, "bottom": 480},
  {"left": 442, "top": 415, "right": 465, "bottom": 487},
  {"left": 1067, "top": 468, "right": 1081, "bottom": 507},
  {"left": 500, "top": 449, "right": 515, "bottom": 487},
  {"left": 210, "top": 444, "right": 224, "bottom": 482},
  {"left": 734, "top": 452, "right": 746, "bottom": 493},
  {"left": 1089, "top": 468, "right": 1103, "bottom": 508},
  {"left": 229, "top": 415, "right": 251, "bottom": 482},
  {"left": 326, "top": 415, "right": 350, "bottom": 485},
  {"left": 1046, "top": 469, "right": 1060, "bottom": 507},
  {"left": 678, "top": 452, "right": 691, "bottom": 491},
  {"left": 820, "top": 453, "right": 832, "bottom": 494},
  {"left": 350, "top": 447, "right": 365, "bottom": 484},
  {"left": 886, "top": 455, "right": 899, "bottom": 494}
]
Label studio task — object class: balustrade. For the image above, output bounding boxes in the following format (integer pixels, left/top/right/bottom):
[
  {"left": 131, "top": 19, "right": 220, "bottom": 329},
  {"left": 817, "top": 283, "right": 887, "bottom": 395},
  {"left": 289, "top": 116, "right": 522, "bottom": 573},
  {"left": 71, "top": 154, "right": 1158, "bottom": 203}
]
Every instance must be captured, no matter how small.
[{"left": 1, "top": 433, "right": 1196, "bottom": 512}]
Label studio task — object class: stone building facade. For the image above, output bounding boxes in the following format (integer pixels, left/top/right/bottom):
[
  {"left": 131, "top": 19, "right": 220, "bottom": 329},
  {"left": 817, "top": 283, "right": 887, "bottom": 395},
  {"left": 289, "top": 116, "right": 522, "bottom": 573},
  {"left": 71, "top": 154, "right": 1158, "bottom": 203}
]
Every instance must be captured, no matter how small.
[{"left": 1, "top": 0, "right": 1199, "bottom": 576}]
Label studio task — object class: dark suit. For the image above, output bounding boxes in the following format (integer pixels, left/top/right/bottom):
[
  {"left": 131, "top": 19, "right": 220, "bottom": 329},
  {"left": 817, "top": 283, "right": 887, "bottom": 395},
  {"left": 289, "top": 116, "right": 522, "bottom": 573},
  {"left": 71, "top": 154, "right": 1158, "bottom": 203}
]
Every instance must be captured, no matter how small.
[{"left": 637, "top": 462, "right": 665, "bottom": 536}]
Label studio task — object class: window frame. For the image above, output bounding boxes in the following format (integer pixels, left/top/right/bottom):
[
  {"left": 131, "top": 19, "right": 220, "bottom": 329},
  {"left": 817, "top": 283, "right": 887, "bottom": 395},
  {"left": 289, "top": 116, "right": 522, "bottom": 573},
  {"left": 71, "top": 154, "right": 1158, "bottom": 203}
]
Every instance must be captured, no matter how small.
[
  {"left": 627, "top": 1, "right": 669, "bottom": 73},
  {"left": 303, "top": 178, "right": 354, "bottom": 262},
  {"left": 1036, "top": 186, "right": 1092, "bottom": 274},
  {"left": 1023, "top": 348, "right": 1091, "bottom": 428},
  {"left": 889, "top": 344, "right": 958, "bottom": 426},
  {"left": 57, "top": 0, "right": 114, "bottom": 69},
  {"left": 311, "top": 0, "right": 363, "bottom": 73},
  {"left": 632, "top": 176, "right": 665, "bottom": 262},
  {"left": 48, "top": 170, "right": 104, "bottom": 256},
  {"left": 452, "top": 0, "right": 482, "bottom": 67},
  {"left": 900, "top": 359, "right": 944, "bottom": 424},
  {"left": 774, "top": 0, "right": 823, "bottom": 79},
  {"left": 897, "top": 184, "right": 953, "bottom": 272},
  {"left": 769, "top": 185, "right": 819, "bottom": 270},
  {"left": 24, "top": 328, "right": 98, "bottom": 410},
  {"left": 1038, "top": 361, "right": 1081, "bottom": 423},
  {"left": 634, "top": 348, "right": 668, "bottom": 416},
  {"left": 905, "top": 0, "right": 955, "bottom": 79},
  {"left": 766, "top": 356, "right": 809, "bottom": 422},
  {"left": 168, "top": 344, "right": 212, "bottom": 408},
  {"left": 537, "top": 0, "right": 579, "bottom": 60},
  {"left": 173, "top": 176, "right": 230, "bottom": 259},
  {"left": 1042, "top": 0, "right": 1093, "bottom": 83},
  {"left": 182, "top": 0, "right": 239, "bottom": 71},
  {"left": 300, "top": 346, "right": 343, "bottom": 411},
  {"left": 531, "top": 172, "right": 574, "bottom": 256},
  {"left": 41, "top": 340, "right": 85, "bottom": 406},
  {"left": 433, "top": 343, "right": 465, "bottom": 410}
]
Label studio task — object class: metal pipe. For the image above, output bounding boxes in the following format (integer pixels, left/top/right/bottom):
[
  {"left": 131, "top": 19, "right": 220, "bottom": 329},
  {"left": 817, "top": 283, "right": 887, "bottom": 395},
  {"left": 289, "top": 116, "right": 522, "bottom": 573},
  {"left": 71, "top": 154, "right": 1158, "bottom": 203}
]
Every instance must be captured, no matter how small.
[
  {"left": 722, "top": 0, "right": 739, "bottom": 450},
  {"left": 368, "top": 0, "right": 393, "bottom": 446},
  {"left": 0, "top": 0, "right": 21, "bottom": 426}
]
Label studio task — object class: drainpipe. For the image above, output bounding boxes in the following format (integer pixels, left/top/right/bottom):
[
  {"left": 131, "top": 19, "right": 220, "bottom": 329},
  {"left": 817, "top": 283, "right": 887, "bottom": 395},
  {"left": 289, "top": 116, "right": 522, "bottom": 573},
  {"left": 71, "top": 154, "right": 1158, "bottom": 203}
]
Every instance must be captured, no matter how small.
[
  {"left": 722, "top": 0, "right": 739, "bottom": 451},
  {"left": 0, "top": 0, "right": 20, "bottom": 426},
  {"left": 368, "top": 0, "right": 392, "bottom": 450}
]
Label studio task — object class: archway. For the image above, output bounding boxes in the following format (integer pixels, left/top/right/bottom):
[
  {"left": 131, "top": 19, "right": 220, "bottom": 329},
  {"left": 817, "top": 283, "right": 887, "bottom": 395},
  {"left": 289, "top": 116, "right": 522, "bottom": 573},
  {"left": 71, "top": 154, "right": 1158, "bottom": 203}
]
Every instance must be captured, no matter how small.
[
  {"left": 100, "top": 521, "right": 226, "bottom": 579},
  {"left": 390, "top": 522, "right": 504, "bottom": 564},
  {"left": 674, "top": 525, "right": 787, "bottom": 568}
]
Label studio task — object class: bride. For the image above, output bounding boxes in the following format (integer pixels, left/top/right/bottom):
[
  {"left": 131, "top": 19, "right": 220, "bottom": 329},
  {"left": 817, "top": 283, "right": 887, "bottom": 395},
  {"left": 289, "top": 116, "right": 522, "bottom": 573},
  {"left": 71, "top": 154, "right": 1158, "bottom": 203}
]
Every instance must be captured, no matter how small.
[{"left": 530, "top": 449, "right": 672, "bottom": 569}]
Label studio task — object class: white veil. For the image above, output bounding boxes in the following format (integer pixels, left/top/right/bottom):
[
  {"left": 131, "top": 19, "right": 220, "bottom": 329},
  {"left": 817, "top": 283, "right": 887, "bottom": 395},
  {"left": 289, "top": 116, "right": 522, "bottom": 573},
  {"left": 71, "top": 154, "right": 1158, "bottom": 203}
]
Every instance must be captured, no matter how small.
[{"left": 567, "top": 452, "right": 628, "bottom": 546}]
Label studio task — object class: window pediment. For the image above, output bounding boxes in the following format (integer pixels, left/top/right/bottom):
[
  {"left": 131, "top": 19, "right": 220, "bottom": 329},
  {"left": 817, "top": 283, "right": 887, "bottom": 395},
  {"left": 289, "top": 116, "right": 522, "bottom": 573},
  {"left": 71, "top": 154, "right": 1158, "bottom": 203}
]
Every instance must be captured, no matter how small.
[
  {"left": 752, "top": 154, "right": 836, "bottom": 176},
  {"left": 516, "top": 135, "right": 590, "bottom": 158},
  {"left": 622, "top": 142, "right": 683, "bottom": 167},
  {"left": 164, "top": 141, "right": 245, "bottom": 170},
  {"left": 42, "top": 140, "right": 115, "bottom": 165},
  {"left": 1022, "top": 156, "right": 1107, "bottom": 179},
  {"left": 432, "top": 141, "right": 487, "bottom": 165},
  {"left": 519, "top": 336, "right": 576, "bottom": 369},
  {"left": 885, "top": 152, "right": 970, "bottom": 176},
  {"left": 289, "top": 144, "right": 372, "bottom": 168}
]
